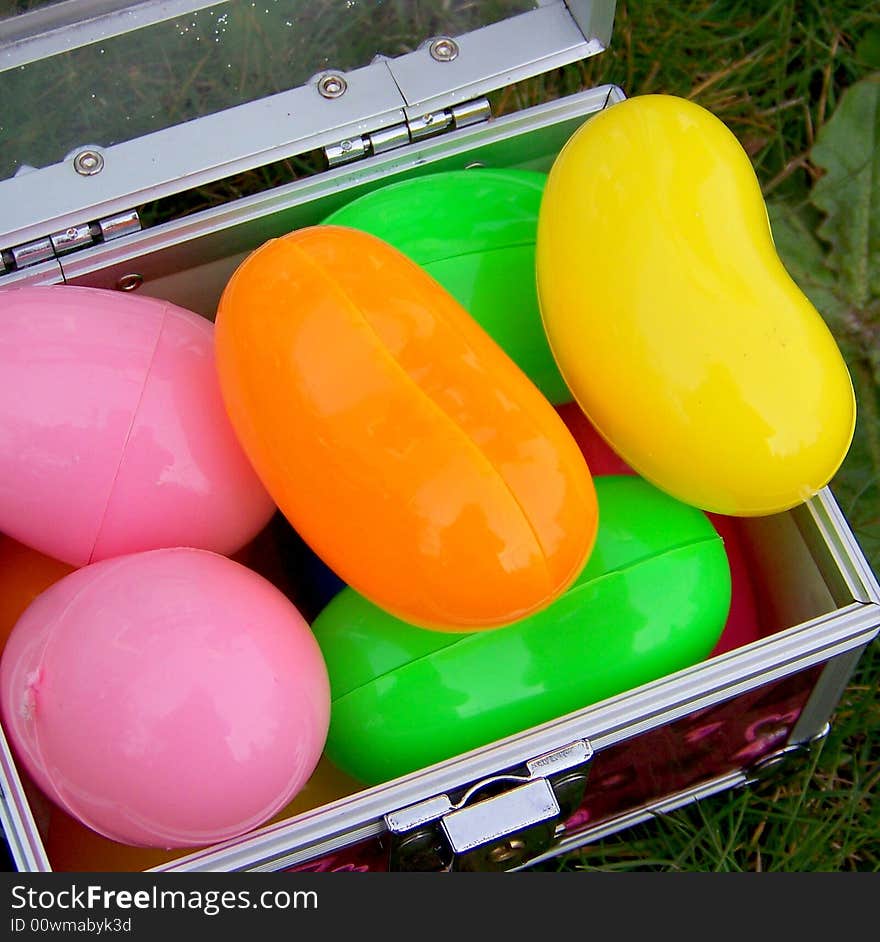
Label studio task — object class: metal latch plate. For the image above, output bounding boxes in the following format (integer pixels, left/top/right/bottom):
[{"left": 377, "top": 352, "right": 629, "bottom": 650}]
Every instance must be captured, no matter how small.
[
  {"left": 386, "top": 739, "right": 593, "bottom": 871},
  {"left": 442, "top": 778, "right": 558, "bottom": 853}
]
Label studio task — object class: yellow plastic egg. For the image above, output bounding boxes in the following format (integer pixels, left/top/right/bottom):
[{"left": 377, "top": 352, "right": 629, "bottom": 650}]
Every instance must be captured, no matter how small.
[{"left": 536, "top": 94, "right": 855, "bottom": 516}]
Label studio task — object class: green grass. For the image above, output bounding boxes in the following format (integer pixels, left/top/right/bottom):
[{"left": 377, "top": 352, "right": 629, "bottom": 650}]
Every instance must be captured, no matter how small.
[
  {"left": 0, "top": 0, "right": 532, "bottom": 182},
  {"left": 532, "top": 641, "right": 880, "bottom": 873}
]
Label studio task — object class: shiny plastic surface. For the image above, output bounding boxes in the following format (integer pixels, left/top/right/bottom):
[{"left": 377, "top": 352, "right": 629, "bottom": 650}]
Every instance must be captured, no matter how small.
[
  {"left": 0, "top": 285, "right": 276, "bottom": 566},
  {"left": 555, "top": 403, "right": 763, "bottom": 656},
  {"left": 215, "top": 225, "right": 598, "bottom": 631},
  {"left": 312, "top": 475, "right": 732, "bottom": 785},
  {"left": 536, "top": 94, "right": 856, "bottom": 516},
  {"left": 0, "top": 548, "right": 330, "bottom": 848},
  {"left": 323, "top": 169, "right": 572, "bottom": 404}
]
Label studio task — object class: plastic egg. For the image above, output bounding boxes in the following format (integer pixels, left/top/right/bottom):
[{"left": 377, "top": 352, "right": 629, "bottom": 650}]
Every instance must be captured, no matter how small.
[
  {"left": 0, "top": 547, "right": 330, "bottom": 848},
  {"left": 45, "top": 757, "right": 359, "bottom": 872},
  {"left": 273, "top": 754, "right": 363, "bottom": 818},
  {"left": 0, "top": 285, "right": 276, "bottom": 566},
  {"left": 537, "top": 95, "right": 855, "bottom": 516},
  {"left": 556, "top": 403, "right": 763, "bottom": 656},
  {"left": 215, "top": 225, "right": 598, "bottom": 631},
  {"left": 323, "top": 169, "right": 572, "bottom": 404},
  {"left": 312, "top": 475, "right": 731, "bottom": 785}
]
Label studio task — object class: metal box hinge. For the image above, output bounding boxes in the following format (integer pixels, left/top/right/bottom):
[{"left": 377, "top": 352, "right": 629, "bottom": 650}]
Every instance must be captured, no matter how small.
[
  {"left": 386, "top": 739, "right": 593, "bottom": 872},
  {"left": 741, "top": 721, "right": 831, "bottom": 788},
  {"left": 324, "top": 97, "right": 492, "bottom": 169},
  {"left": 1, "top": 209, "right": 141, "bottom": 277}
]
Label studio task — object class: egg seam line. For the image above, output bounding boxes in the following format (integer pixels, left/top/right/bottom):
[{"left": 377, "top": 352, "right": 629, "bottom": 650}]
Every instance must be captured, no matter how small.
[
  {"left": 324, "top": 533, "right": 727, "bottom": 704},
  {"left": 399, "top": 238, "right": 543, "bottom": 270},
  {"left": 284, "top": 236, "right": 556, "bottom": 593},
  {"left": 86, "top": 303, "right": 170, "bottom": 565}
]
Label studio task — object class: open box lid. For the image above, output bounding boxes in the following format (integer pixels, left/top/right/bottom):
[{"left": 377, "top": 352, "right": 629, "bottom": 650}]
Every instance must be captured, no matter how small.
[{"left": 0, "top": 0, "right": 616, "bottom": 271}]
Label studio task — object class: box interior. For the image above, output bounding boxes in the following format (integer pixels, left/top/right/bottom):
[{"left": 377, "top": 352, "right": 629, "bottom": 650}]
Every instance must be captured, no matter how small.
[{"left": 0, "top": 85, "right": 868, "bottom": 873}]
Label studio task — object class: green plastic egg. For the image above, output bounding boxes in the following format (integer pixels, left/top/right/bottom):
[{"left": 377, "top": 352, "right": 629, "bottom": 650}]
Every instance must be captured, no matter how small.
[
  {"left": 321, "top": 168, "right": 572, "bottom": 404},
  {"left": 311, "top": 475, "right": 732, "bottom": 785}
]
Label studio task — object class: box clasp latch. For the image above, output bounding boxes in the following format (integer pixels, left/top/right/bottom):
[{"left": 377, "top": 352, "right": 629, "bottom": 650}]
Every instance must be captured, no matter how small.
[{"left": 386, "top": 739, "right": 593, "bottom": 872}]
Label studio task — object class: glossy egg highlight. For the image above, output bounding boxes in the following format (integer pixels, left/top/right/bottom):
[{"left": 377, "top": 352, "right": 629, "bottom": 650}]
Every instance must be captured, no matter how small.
[
  {"left": 312, "top": 475, "right": 732, "bottom": 785},
  {"left": 555, "top": 404, "right": 763, "bottom": 656},
  {"left": 536, "top": 94, "right": 855, "bottom": 516},
  {"left": 0, "top": 548, "right": 330, "bottom": 848},
  {"left": 0, "top": 285, "right": 276, "bottom": 566},
  {"left": 323, "top": 169, "right": 572, "bottom": 404},
  {"left": 215, "top": 225, "right": 598, "bottom": 631}
]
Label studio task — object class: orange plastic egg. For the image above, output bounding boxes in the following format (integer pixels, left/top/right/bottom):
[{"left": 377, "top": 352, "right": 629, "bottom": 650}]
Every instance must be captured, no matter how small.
[{"left": 215, "top": 226, "right": 597, "bottom": 631}]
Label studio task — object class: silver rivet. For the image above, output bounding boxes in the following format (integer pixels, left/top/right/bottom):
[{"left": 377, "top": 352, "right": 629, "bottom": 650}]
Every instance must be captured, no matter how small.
[
  {"left": 73, "top": 150, "right": 104, "bottom": 175},
  {"left": 429, "top": 37, "right": 459, "bottom": 62},
  {"left": 317, "top": 74, "right": 347, "bottom": 98},
  {"left": 116, "top": 273, "right": 143, "bottom": 292}
]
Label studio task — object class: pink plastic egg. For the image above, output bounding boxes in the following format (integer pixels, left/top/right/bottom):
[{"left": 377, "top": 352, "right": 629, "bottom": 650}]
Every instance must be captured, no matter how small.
[
  {"left": 0, "top": 548, "right": 330, "bottom": 849},
  {"left": 0, "top": 285, "right": 275, "bottom": 566}
]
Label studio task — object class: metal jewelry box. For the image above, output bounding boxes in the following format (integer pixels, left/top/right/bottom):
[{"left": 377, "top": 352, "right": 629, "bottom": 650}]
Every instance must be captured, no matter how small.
[{"left": 1, "top": 0, "right": 878, "bottom": 873}]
